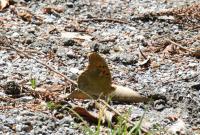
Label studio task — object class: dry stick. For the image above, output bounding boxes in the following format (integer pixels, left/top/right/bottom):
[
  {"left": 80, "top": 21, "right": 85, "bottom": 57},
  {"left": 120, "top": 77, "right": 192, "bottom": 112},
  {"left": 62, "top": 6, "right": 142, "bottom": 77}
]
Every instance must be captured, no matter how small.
[
  {"left": 9, "top": 45, "right": 77, "bottom": 86},
  {"left": 78, "top": 18, "right": 128, "bottom": 24},
  {"left": 165, "top": 38, "right": 194, "bottom": 53}
]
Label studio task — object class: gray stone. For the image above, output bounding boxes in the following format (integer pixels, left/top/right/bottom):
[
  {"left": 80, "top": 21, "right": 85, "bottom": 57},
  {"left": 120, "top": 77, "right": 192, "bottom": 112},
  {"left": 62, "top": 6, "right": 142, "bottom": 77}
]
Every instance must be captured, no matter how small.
[
  {"left": 20, "top": 111, "right": 35, "bottom": 116},
  {"left": 11, "top": 32, "right": 20, "bottom": 38},
  {"left": 15, "top": 124, "right": 23, "bottom": 132},
  {"left": 19, "top": 96, "right": 34, "bottom": 102}
]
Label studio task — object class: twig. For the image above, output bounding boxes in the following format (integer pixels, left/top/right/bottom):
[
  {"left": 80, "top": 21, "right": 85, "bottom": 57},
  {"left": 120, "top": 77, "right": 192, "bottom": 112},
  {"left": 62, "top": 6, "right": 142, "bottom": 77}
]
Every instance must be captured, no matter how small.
[
  {"left": 165, "top": 38, "right": 194, "bottom": 53},
  {"left": 98, "top": 37, "right": 117, "bottom": 43},
  {"left": 9, "top": 46, "right": 77, "bottom": 86},
  {"left": 78, "top": 18, "right": 128, "bottom": 24}
]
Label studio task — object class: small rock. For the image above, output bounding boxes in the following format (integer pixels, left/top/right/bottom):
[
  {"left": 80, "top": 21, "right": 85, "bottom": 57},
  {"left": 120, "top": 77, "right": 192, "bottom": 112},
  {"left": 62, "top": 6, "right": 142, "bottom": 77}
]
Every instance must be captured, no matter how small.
[
  {"left": 15, "top": 124, "right": 23, "bottom": 132},
  {"left": 69, "top": 68, "right": 79, "bottom": 74},
  {"left": 6, "top": 118, "right": 16, "bottom": 125},
  {"left": 188, "top": 62, "right": 197, "bottom": 67},
  {"left": 20, "top": 110, "right": 35, "bottom": 116},
  {"left": 23, "top": 122, "right": 33, "bottom": 132},
  {"left": 111, "top": 53, "right": 138, "bottom": 65},
  {"left": 66, "top": 50, "right": 76, "bottom": 59},
  {"left": 25, "top": 38, "right": 33, "bottom": 44},
  {"left": 134, "top": 35, "right": 145, "bottom": 41},
  {"left": 59, "top": 117, "right": 73, "bottom": 125},
  {"left": 57, "top": 47, "right": 66, "bottom": 57},
  {"left": 0, "top": 115, "right": 6, "bottom": 121},
  {"left": 16, "top": 116, "right": 23, "bottom": 122},
  {"left": 0, "top": 125, "right": 4, "bottom": 132},
  {"left": 4, "top": 81, "right": 21, "bottom": 96},
  {"left": 66, "top": 2, "right": 74, "bottom": 8},
  {"left": 0, "top": 92, "right": 6, "bottom": 97},
  {"left": 19, "top": 96, "right": 34, "bottom": 102},
  {"left": 99, "top": 45, "right": 110, "bottom": 54},
  {"left": 63, "top": 39, "right": 76, "bottom": 46},
  {"left": 154, "top": 99, "right": 166, "bottom": 111},
  {"left": 11, "top": 32, "right": 20, "bottom": 38},
  {"left": 44, "top": 15, "right": 56, "bottom": 24}
]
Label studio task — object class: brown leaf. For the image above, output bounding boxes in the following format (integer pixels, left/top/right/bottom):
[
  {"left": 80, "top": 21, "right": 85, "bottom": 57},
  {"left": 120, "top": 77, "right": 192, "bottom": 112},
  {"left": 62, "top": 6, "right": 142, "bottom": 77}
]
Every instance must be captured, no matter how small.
[
  {"left": 18, "top": 11, "right": 33, "bottom": 22},
  {"left": 18, "top": 10, "right": 43, "bottom": 24},
  {"left": 72, "top": 103, "right": 117, "bottom": 125},
  {"left": 73, "top": 107, "right": 99, "bottom": 123},
  {"left": 191, "top": 48, "right": 200, "bottom": 58},
  {"left": 42, "top": 7, "right": 53, "bottom": 14},
  {"left": 0, "top": 0, "right": 9, "bottom": 11},
  {"left": 150, "top": 61, "right": 160, "bottom": 69}
]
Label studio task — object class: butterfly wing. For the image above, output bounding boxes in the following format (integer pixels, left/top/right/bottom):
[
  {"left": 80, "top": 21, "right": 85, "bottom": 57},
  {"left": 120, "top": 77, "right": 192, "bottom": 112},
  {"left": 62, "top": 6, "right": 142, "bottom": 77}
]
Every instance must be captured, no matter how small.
[{"left": 78, "top": 52, "right": 114, "bottom": 96}]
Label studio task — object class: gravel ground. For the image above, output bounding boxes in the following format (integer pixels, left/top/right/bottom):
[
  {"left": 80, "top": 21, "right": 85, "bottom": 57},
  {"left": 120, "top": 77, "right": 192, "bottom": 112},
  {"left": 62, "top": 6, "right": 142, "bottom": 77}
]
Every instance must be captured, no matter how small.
[{"left": 1, "top": 0, "right": 200, "bottom": 134}]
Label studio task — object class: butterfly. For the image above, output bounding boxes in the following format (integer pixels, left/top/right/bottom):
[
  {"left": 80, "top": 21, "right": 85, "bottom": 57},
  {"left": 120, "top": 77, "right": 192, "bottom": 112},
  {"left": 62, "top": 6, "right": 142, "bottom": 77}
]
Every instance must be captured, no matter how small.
[{"left": 78, "top": 52, "right": 115, "bottom": 97}]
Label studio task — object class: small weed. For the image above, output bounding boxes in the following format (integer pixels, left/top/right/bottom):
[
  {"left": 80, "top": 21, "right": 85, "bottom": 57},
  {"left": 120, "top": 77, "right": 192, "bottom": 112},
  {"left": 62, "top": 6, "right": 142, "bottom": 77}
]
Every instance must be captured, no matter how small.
[
  {"left": 30, "top": 77, "right": 36, "bottom": 90},
  {"left": 46, "top": 101, "right": 62, "bottom": 110}
]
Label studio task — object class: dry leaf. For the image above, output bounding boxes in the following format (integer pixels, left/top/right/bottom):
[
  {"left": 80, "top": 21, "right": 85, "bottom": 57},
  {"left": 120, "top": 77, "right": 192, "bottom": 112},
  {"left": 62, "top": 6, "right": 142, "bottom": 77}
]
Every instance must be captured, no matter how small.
[
  {"left": 73, "top": 107, "right": 99, "bottom": 123},
  {"left": 191, "top": 48, "right": 200, "bottom": 58},
  {"left": 109, "top": 85, "right": 149, "bottom": 103},
  {"left": 163, "top": 44, "right": 175, "bottom": 54},
  {"left": 72, "top": 103, "right": 117, "bottom": 125},
  {"left": 18, "top": 10, "right": 43, "bottom": 24},
  {"left": 0, "top": 0, "right": 9, "bottom": 11},
  {"left": 18, "top": 11, "right": 33, "bottom": 22},
  {"left": 150, "top": 61, "right": 160, "bottom": 69}
]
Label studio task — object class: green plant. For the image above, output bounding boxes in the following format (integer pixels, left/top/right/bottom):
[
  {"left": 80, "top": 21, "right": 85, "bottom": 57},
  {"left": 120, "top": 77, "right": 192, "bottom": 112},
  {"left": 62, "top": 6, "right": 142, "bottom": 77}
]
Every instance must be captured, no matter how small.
[
  {"left": 46, "top": 101, "right": 62, "bottom": 110},
  {"left": 30, "top": 77, "right": 36, "bottom": 90}
]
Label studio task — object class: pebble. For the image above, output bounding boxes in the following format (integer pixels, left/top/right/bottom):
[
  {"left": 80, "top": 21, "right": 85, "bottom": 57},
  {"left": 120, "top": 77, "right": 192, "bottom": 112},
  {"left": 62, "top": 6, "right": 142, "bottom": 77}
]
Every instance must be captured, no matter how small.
[
  {"left": 20, "top": 111, "right": 35, "bottom": 116},
  {"left": 66, "top": 2, "right": 74, "bottom": 8},
  {"left": 11, "top": 32, "right": 20, "bottom": 38},
  {"left": 16, "top": 124, "right": 23, "bottom": 132},
  {"left": 63, "top": 39, "right": 76, "bottom": 46},
  {"left": 69, "top": 67, "right": 79, "bottom": 74},
  {"left": 19, "top": 96, "right": 34, "bottom": 102},
  {"left": 0, "top": 92, "right": 6, "bottom": 97},
  {"left": 66, "top": 50, "right": 76, "bottom": 58}
]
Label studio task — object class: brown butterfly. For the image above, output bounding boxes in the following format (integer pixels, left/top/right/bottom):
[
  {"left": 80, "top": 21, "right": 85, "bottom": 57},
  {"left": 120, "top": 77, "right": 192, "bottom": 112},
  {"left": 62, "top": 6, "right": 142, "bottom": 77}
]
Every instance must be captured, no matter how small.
[{"left": 78, "top": 52, "right": 115, "bottom": 97}]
